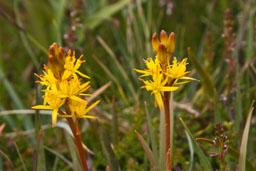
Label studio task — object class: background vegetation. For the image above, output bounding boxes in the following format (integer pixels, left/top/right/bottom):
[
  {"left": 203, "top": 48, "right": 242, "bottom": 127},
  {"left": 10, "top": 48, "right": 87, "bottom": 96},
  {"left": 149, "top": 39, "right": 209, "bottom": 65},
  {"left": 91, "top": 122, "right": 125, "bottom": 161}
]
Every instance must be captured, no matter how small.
[{"left": 0, "top": 0, "right": 255, "bottom": 170}]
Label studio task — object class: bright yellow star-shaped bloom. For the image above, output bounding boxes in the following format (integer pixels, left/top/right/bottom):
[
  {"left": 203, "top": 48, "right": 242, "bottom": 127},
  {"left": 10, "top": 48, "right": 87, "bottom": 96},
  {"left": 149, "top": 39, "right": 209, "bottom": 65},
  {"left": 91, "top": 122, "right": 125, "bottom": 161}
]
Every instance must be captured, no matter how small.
[{"left": 62, "top": 50, "right": 90, "bottom": 80}]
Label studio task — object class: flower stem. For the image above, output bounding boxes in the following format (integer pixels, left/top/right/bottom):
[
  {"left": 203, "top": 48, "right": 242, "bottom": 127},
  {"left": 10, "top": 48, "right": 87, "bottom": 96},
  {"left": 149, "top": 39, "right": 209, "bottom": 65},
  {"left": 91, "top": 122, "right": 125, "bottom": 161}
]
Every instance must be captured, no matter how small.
[
  {"left": 163, "top": 92, "right": 171, "bottom": 171},
  {"left": 65, "top": 106, "right": 88, "bottom": 171}
]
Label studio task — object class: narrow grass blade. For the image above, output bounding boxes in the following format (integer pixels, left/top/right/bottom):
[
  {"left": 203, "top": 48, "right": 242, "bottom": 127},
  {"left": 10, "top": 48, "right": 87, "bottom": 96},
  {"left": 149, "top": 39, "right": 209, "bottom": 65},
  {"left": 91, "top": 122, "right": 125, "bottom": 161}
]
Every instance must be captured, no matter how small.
[
  {"left": 87, "top": 81, "right": 112, "bottom": 103},
  {"left": 96, "top": 36, "right": 137, "bottom": 99},
  {"left": 237, "top": 103, "right": 254, "bottom": 171},
  {"left": 52, "top": 157, "right": 59, "bottom": 171},
  {"left": 64, "top": 130, "right": 82, "bottom": 171},
  {"left": 98, "top": 122, "right": 120, "bottom": 171},
  {"left": 33, "top": 130, "right": 46, "bottom": 171},
  {"left": 0, "top": 67, "right": 33, "bottom": 131},
  {"left": 0, "top": 123, "right": 5, "bottom": 135},
  {"left": 13, "top": 0, "right": 40, "bottom": 68},
  {"left": 144, "top": 102, "right": 158, "bottom": 165},
  {"left": 44, "top": 146, "right": 74, "bottom": 169},
  {"left": 93, "top": 55, "right": 128, "bottom": 104},
  {"left": 112, "top": 96, "right": 119, "bottom": 144},
  {"left": 14, "top": 142, "right": 28, "bottom": 171},
  {"left": 54, "top": 0, "right": 67, "bottom": 46},
  {"left": 0, "top": 68, "right": 24, "bottom": 109},
  {"left": 134, "top": 130, "right": 156, "bottom": 170},
  {"left": 0, "top": 150, "right": 14, "bottom": 169},
  {"left": 187, "top": 47, "right": 216, "bottom": 98},
  {"left": 159, "top": 109, "right": 165, "bottom": 171},
  {"left": 179, "top": 118, "right": 212, "bottom": 171},
  {"left": 84, "top": 0, "right": 130, "bottom": 29},
  {"left": 185, "top": 131, "right": 194, "bottom": 171}
]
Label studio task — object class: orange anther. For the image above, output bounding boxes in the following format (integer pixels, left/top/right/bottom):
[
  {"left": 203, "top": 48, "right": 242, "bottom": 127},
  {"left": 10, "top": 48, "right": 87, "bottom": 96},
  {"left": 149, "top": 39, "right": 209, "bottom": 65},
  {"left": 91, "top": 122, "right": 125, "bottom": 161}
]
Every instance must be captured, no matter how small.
[
  {"left": 68, "top": 49, "right": 71, "bottom": 56},
  {"left": 79, "top": 55, "right": 84, "bottom": 60},
  {"left": 80, "top": 60, "right": 85, "bottom": 64},
  {"left": 43, "top": 64, "right": 48, "bottom": 71},
  {"left": 34, "top": 73, "right": 41, "bottom": 78}
]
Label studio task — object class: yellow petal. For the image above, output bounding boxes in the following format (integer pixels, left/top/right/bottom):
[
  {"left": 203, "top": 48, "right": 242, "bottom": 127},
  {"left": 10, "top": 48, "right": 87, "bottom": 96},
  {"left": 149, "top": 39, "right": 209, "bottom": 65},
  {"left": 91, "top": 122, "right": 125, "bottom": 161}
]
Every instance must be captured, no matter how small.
[
  {"left": 76, "top": 71, "right": 90, "bottom": 79},
  {"left": 32, "top": 105, "right": 53, "bottom": 110},
  {"left": 69, "top": 95, "right": 86, "bottom": 103},
  {"left": 83, "top": 100, "right": 100, "bottom": 115},
  {"left": 52, "top": 109, "right": 58, "bottom": 127},
  {"left": 160, "top": 86, "right": 179, "bottom": 92},
  {"left": 79, "top": 93, "right": 92, "bottom": 96},
  {"left": 81, "top": 115, "right": 97, "bottom": 119},
  {"left": 59, "top": 95, "right": 68, "bottom": 98},
  {"left": 58, "top": 114, "right": 75, "bottom": 118},
  {"left": 155, "top": 92, "right": 163, "bottom": 111},
  {"left": 174, "top": 81, "right": 191, "bottom": 85},
  {"left": 62, "top": 70, "right": 72, "bottom": 80},
  {"left": 180, "top": 76, "right": 199, "bottom": 81}
]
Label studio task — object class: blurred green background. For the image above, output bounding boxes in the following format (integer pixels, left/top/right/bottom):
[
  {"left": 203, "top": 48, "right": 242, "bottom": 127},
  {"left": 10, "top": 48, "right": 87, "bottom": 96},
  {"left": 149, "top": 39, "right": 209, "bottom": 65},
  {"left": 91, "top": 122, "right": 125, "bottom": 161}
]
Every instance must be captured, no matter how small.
[{"left": 0, "top": 0, "right": 255, "bottom": 170}]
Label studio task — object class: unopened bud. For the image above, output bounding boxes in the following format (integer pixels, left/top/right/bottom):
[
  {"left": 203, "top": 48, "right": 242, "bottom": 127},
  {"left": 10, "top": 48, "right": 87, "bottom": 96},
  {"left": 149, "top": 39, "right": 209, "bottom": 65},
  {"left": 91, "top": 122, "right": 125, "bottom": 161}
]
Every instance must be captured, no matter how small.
[
  {"left": 157, "top": 44, "right": 167, "bottom": 65},
  {"left": 168, "top": 32, "right": 175, "bottom": 54},
  {"left": 160, "top": 30, "right": 168, "bottom": 46},
  {"left": 48, "top": 43, "right": 65, "bottom": 79},
  {"left": 152, "top": 33, "right": 160, "bottom": 52},
  {"left": 58, "top": 48, "right": 65, "bottom": 65}
]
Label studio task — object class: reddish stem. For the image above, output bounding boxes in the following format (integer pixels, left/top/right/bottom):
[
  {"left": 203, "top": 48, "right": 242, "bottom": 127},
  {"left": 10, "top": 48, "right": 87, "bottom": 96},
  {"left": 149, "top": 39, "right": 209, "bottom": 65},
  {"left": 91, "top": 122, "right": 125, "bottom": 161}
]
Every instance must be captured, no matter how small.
[
  {"left": 163, "top": 92, "right": 171, "bottom": 171},
  {"left": 65, "top": 106, "right": 88, "bottom": 171}
]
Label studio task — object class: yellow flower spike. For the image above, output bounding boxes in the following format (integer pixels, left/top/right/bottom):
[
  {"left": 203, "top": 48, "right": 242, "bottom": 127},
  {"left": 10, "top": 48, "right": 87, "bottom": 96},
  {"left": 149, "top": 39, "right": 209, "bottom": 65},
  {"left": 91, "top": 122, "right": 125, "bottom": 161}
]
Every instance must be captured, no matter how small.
[
  {"left": 134, "top": 31, "right": 197, "bottom": 111},
  {"left": 152, "top": 33, "right": 160, "bottom": 52}
]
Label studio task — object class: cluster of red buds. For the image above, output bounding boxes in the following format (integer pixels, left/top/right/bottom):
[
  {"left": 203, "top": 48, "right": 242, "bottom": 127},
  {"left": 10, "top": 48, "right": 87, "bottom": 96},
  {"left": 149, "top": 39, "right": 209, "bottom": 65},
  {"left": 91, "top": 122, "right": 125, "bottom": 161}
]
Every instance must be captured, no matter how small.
[
  {"left": 210, "top": 123, "right": 229, "bottom": 168},
  {"left": 64, "top": 0, "right": 83, "bottom": 51},
  {"left": 221, "top": 8, "right": 236, "bottom": 90}
]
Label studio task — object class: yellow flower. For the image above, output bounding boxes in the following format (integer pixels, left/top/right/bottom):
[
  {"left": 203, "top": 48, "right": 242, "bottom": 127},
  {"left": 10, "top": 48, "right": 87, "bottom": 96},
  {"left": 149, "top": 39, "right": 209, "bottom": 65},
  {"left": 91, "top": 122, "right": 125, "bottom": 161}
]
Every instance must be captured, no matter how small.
[
  {"left": 58, "top": 99, "right": 100, "bottom": 119},
  {"left": 134, "top": 58, "right": 161, "bottom": 77},
  {"left": 33, "top": 43, "right": 100, "bottom": 127},
  {"left": 165, "top": 58, "right": 197, "bottom": 86},
  {"left": 62, "top": 50, "right": 90, "bottom": 80},
  {"left": 34, "top": 65, "right": 57, "bottom": 89},
  {"left": 32, "top": 91, "right": 65, "bottom": 127},
  {"left": 134, "top": 31, "right": 197, "bottom": 110},
  {"left": 139, "top": 70, "right": 178, "bottom": 110},
  {"left": 58, "top": 77, "right": 91, "bottom": 102}
]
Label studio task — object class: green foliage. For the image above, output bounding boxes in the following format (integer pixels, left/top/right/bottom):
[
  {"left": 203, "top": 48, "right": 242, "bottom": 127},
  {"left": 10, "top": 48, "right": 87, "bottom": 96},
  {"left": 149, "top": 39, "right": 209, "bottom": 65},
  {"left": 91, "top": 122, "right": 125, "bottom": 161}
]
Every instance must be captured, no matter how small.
[{"left": 0, "top": 0, "right": 256, "bottom": 170}]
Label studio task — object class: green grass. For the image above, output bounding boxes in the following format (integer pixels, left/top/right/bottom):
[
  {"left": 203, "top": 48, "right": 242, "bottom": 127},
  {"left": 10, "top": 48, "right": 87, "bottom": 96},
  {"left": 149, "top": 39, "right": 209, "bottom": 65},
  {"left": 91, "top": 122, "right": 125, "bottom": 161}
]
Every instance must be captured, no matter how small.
[{"left": 0, "top": 0, "right": 255, "bottom": 170}]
